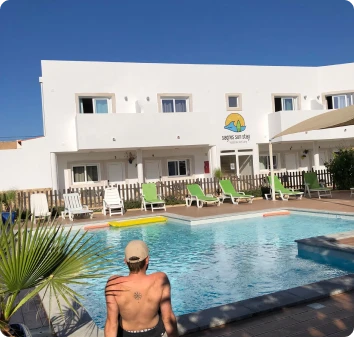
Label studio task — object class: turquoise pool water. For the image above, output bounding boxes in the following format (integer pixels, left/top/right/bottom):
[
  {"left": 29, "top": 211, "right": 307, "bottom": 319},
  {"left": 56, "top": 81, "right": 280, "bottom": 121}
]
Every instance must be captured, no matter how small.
[{"left": 73, "top": 213, "right": 354, "bottom": 329}]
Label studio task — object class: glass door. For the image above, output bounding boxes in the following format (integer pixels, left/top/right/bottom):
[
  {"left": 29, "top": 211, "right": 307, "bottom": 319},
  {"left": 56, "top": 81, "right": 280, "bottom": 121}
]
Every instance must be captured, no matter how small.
[
  {"left": 220, "top": 155, "right": 237, "bottom": 177},
  {"left": 238, "top": 155, "right": 254, "bottom": 176}
]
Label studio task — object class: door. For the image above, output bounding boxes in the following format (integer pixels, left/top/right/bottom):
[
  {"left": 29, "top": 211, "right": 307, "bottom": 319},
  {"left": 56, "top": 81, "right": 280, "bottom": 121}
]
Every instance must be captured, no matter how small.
[
  {"left": 319, "top": 150, "right": 327, "bottom": 168},
  {"left": 220, "top": 155, "right": 237, "bottom": 177},
  {"left": 285, "top": 153, "right": 297, "bottom": 172},
  {"left": 107, "top": 162, "right": 125, "bottom": 184},
  {"left": 238, "top": 155, "right": 254, "bottom": 176},
  {"left": 145, "top": 160, "right": 161, "bottom": 182}
]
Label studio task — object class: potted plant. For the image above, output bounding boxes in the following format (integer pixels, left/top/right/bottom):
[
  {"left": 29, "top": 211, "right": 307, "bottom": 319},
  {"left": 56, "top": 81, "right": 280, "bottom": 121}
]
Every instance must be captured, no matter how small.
[
  {"left": 0, "top": 215, "right": 110, "bottom": 336},
  {"left": 1, "top": 190, "right": 17, "bottom": 225},
  {"left": 213, "top": 168, "right": 222, "bottom": 196},
  {"left": 125, "top": 152, "right": 136, "bottom": 164}
]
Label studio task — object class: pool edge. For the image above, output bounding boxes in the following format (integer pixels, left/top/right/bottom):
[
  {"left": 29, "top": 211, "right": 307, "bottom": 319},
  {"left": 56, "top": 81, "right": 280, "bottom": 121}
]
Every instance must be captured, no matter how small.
[{"left": 39, "top": 273, "right": 354, "bottom": 337}]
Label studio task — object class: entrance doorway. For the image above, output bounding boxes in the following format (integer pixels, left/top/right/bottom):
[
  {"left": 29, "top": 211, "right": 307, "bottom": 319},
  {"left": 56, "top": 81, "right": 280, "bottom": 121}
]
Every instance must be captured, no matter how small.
[
  {"left": 220, "top": 151, "right": 254, "bottom": 177},
  {"left": 238, "top": 155, "right": 254, "bottom": 176},
  {"left": 107, "top": 162, "right": 125, "bottom": 185},
  {"left": 145, "top": 160, "right": 161, "bottom": 182}
]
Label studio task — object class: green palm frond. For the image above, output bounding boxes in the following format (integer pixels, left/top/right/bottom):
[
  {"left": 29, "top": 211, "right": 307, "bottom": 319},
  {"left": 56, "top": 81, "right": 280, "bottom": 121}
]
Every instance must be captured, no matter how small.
[{"left": 0, "top": 214, "right": 112, "bottom": 329}]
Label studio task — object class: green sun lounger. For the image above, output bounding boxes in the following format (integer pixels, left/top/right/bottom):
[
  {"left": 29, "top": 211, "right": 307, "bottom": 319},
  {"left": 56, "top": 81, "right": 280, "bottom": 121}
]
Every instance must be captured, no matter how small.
[
  {"left": 186, "top": 184, "right": 220, "bottom": 208},
  {"left": 141, "top": 183, "right": 166, "bottom": 212},
  {"left": 267, "top": 175, "right": 303, "bottom": 201},
  {"left": 304, "top": 172, "right": 332, "bottom": 199},
  {"left": 219, "top": 180, "right": 254, "bottom": 204}
]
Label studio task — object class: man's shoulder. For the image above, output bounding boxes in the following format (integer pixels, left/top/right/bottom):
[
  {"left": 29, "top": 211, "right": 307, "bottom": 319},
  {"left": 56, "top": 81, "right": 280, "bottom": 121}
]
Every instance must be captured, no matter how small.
[
  {"left": 150, "top": 271, "right": 168, "bottom": 278},
  {"left": 150, "top": 272, "right": 170, "bottom": 284},
  {"left": 107, "top": 274, "right": 124, "bottom": 284}
]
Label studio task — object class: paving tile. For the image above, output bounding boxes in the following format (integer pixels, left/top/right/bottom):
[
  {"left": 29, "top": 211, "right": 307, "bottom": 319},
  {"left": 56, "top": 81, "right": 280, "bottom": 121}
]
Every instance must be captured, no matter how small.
[
  {"left": 278, "top": 310, "right": 354, "bottom": 336},
  {"left": 177, "top": 314, "right": 200, "bottom": 335},
  {"left": 243, "top": 317, "right": 299, "bottom": 335},
  {"left": 287, "top": 285, "right": 329, "bottom": 301},
  {"left": 290, "top": 306, "right": 345, "bottom": 323},
  {"left": 326, "top": 328, "right": 354, "bottom": 337},
  {"left": 179, "top": 303, "right": 253, "bottom": 331},
  {"left": 237, "top": 290, "right": 303, "bottom": 314}
]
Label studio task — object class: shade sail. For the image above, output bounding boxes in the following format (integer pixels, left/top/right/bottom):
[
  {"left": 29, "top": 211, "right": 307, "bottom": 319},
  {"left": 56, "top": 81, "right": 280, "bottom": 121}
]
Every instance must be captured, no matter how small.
[{"left": 271, "top": 105, "right": 354, "bottom": 139}]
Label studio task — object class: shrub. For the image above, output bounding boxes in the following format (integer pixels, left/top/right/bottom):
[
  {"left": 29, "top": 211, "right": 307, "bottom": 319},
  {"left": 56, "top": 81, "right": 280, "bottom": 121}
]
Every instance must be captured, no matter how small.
[
  {"left": 325, "top": 148, "right": 354, "bottom": 190},
  {"left": 213, "top": 168, "right": 222, "bottom": 180},
  {"left": 243, "top": 189, "right": 262, "bottom": 198}
]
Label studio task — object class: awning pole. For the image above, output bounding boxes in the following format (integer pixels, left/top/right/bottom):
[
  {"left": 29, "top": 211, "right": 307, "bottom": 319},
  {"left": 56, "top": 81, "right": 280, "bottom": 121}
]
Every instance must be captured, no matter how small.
[{"left": 269, "top": 141, "right": 276, "bottom": 201}]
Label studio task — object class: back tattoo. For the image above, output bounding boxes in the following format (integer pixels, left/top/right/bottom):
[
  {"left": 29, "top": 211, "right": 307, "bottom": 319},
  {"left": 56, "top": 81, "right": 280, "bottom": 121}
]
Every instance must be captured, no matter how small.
[{"left": 134, "top": 292, "right": 142, "bottom": 300}]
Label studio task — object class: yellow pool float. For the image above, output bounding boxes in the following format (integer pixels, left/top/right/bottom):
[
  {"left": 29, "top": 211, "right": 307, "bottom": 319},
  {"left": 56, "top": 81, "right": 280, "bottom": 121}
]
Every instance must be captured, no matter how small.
[{"left": 109, "top": 216, "right": 167, "bottom": 228}]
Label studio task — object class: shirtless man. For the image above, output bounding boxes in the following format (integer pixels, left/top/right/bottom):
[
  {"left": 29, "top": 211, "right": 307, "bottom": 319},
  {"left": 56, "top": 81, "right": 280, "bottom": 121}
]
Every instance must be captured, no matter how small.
[{"left": 104, "top": 240, "right": 178, "bottom": 337}]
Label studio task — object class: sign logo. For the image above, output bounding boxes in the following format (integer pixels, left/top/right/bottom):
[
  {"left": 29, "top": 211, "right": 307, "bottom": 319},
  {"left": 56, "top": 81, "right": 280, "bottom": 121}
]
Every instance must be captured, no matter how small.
[
  {"left": 0, "top": 0, "right": 8, "bottom": 9},
  {"left": 347, "top": 0, "right": 354, "bottom": 8},
  {"left": 222, "top": 113, "right": 250, "bottom": 143},
  {"left": 224, "top": 113, "right": 246, "bottom": 133}
]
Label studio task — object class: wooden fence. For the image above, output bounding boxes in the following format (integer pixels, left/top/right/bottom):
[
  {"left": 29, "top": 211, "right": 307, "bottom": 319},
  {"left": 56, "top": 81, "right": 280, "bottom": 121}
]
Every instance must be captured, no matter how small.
[{"left": 4, "top": 169, "right": 332, "bottom": 211}]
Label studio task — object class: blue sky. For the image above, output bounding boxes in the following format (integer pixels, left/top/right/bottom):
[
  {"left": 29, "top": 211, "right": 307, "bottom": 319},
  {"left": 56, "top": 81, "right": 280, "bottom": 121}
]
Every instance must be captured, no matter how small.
[{"left": 0, "top": 0, "right": 354, "bottom": 140}]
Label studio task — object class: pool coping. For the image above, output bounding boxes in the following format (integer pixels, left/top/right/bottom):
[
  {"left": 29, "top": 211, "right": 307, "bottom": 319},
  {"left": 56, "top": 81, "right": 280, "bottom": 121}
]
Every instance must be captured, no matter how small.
[
  {"left": 296, "top": 230, "right": 354, "bottom": 252},
  {"left": 43, "top": 208, "right": 354, "bottom": 337},
  {"left": 64, "top": 206, "right": 354, "bottom": 230}
]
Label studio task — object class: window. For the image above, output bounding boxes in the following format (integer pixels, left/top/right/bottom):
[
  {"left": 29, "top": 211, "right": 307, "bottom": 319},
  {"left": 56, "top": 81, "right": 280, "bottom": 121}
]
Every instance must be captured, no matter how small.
[
  {"left": 79, "top": 97, "right": 110, "bottom": 114},
  {"left": 72, "top": 164, "right": 99, "bottom": 183},
  {"left": 259, "top": 155, "right": 277, "bottom": 170},
  {"left": 274, "top": 97, "right": 297, "bottom": 112},
  {"left": 225, "top": 93, "right": 242, "bottom": 111},
  {"left": 161, "top": 98, "right": 189, "bottom": 113},
  {"left": 325, "top": 93, "right": 354, "bottom": 109},
  {"left": 158, "top": 94, "right": 192, "bottom": 113},
  {"left": 167, "top": 159, "right": 190, "bottom": 177}
]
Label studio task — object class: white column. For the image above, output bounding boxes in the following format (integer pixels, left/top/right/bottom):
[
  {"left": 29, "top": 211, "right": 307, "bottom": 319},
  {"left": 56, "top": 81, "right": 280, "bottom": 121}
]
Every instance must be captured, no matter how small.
[
  {"left": 50, "top": 152, "right": 59, "bottom": 191},
  {"left": 313, "top": 141, "right": 320, "bottom": 170},
  {"left": 208, "top": 146, "right": 218, "bottom": 175},
  {"left": 269, "top": 142, "right": 276, "bottom": 201},
  {"left": 137, "top": 149, "right": 144, "bottom": 183},
  {"left": 64, "top": 169, "right": 72, "bottom": 192},
  {"left": 252, "top": 145, "right": 260, "bottom": 174}
]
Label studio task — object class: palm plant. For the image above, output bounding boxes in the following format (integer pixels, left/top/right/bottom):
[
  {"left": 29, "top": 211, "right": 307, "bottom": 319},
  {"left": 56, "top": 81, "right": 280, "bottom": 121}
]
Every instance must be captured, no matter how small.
[
  {"left": 0, "top": 215, "right": 111, "bottom": 334},
  {"left": 1, "top": 190, "right": 17, "bottom": 222}
]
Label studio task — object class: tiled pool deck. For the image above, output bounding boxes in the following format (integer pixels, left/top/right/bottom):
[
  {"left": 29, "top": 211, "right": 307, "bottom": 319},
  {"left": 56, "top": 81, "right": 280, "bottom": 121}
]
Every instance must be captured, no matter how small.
[{"left": 13, "top": 191, "right": 354, "bottom": 337}]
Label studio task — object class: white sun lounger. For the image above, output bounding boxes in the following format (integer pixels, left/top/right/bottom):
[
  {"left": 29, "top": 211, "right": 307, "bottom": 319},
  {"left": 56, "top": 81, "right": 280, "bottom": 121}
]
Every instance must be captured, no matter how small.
[
  {"left": 102, "top": 187, "right": 124, "bottom": 216},
  {"left": 62, "top": 193, "right": 93, "bottom": 221},
  {"left": 30, "top": 193, "right": 52, "bottom": 223}
]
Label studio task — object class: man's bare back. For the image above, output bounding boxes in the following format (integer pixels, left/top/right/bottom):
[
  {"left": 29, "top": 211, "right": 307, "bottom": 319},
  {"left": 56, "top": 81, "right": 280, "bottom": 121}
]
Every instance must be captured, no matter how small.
[{"left": 104, "top": 240, "right": 178, "bottom": 337}]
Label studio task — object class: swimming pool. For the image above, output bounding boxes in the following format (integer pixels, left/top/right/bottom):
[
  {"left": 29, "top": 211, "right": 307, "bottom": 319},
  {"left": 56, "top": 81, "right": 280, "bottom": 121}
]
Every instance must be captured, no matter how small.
[{"left": 73, "top": 213, "right": 354, "bottom": 329}]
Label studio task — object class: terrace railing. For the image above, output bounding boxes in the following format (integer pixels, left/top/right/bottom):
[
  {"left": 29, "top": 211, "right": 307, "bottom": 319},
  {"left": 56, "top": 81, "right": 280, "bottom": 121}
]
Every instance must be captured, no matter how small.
[{"left": 2, "top": 169, "right": 333, "bottom": 212}]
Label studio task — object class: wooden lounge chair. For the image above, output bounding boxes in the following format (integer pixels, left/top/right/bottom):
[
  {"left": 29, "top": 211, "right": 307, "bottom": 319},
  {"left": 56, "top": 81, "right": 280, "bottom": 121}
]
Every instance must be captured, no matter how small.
[
  {"left": 141, "top": 183, "right": 166, "bottom": 212},
  {"left": 267, "top": 176, "right": 303, "bottom": 201},
  {"left": 304, "top": 172, "right": 332, "bottom": 199},
  {"left": 62, "top": 193, "right": 94, "bottom": 221},
  {"left": 102, "top": 187, "right": 124, "bottom": 216},
  {"left": 219, "top": 180, "right": 254, "bottom": 204},
  {"left": 186, "top": 184, "right": 220, "bottom": 208}
]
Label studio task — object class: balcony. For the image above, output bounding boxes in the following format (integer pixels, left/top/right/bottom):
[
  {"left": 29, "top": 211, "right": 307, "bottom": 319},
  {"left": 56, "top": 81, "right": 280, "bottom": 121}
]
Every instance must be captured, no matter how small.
[
  {"left": 268, "top": 109, "right": 354, "bottom": 142},
  {"left": 76, "top": 112, "right": 215, "bottom": 150}
]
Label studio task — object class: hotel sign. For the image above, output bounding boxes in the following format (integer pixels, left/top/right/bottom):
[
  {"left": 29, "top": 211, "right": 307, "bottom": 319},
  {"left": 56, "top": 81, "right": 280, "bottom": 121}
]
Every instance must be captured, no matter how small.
[{"left": 222, "top": 113, "right": 251, "bottom": 144}]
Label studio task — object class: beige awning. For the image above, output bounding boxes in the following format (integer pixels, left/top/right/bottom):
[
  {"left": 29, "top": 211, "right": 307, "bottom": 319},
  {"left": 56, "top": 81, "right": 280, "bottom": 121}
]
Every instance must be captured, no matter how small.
[{"left": 271, "top": 105, "right": 354, "bottom": 139}]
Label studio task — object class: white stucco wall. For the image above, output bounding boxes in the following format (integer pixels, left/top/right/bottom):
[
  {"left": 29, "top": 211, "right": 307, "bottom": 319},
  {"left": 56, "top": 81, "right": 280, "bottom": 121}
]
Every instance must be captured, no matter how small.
[
  {"left": 0, "top": 137, "right": 52, "bottom": 191},
  {"left": 40, "top": 61, "right": 321, "bottom": 150}
]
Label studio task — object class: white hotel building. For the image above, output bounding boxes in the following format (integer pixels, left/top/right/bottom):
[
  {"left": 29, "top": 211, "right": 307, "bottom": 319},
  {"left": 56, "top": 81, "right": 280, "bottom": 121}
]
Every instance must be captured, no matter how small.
[{"left": 1, "top": 60, "right": 354, "bottom": 191}]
